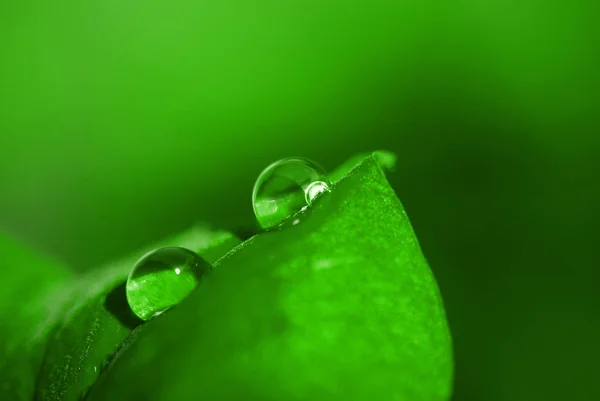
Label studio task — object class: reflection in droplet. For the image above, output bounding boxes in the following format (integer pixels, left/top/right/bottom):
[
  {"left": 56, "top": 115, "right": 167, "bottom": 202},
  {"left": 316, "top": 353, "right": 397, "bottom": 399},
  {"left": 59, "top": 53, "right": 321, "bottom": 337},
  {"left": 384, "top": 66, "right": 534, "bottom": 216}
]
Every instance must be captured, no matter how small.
[
  {"left": 252, "top": 158, "right": 332, "bottom": 229},
  {"left": 126, "top": 247, "right": 208, "bottom": 321},
  {"left": 305, "top": 181, "right": 331, "bottom": 205}
]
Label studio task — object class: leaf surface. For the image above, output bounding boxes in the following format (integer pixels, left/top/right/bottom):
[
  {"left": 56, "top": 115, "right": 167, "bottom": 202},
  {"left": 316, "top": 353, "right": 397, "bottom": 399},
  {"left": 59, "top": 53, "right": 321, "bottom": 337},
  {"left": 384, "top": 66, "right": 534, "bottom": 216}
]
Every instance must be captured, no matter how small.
[
  {"left": 86, "top": 152, "right": 453, "bottom": 401},
  {"left": 0, "top": 227, "right": 240, "bottom": 401}
]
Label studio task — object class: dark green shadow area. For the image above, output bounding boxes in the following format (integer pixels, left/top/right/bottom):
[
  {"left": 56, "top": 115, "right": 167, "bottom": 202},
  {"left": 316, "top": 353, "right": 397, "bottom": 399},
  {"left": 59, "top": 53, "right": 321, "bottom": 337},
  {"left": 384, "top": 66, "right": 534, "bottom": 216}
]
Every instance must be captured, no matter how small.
[{"left": 104, "top": 282, "right": 143, "bottom": 331}]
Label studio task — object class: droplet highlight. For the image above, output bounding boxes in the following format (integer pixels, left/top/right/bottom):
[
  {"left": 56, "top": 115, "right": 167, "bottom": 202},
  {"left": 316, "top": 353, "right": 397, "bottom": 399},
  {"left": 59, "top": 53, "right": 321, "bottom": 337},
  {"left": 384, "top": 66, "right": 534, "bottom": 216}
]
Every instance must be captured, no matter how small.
[
  {"left": 252, "top": 157, "right": 332, "bottom": 229},
  {"left": 126, "top": 247, "right": 208, "bottom": 321}
]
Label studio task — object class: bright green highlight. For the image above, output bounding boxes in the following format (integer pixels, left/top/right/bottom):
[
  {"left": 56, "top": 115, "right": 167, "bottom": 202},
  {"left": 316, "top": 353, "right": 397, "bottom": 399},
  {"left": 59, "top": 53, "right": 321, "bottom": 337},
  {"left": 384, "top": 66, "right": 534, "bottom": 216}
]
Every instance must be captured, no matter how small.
[
  {"left": 252, "top": 157, "right": 332, "bottom": 229},
  {"left": 126, "top": 247, "right": 207, "bottom": 321},
  {"left": 88, "top": 153, "right": 453, "bottom": 401}
]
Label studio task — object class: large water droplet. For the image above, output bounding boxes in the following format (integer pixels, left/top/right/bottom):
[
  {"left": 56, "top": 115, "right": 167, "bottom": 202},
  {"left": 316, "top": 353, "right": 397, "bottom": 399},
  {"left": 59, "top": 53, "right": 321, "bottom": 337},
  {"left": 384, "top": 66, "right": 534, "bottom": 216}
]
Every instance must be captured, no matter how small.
[
  {"left": 126, "top": 247, "right": 208, "bottom": 321},
  {"left": 252, "top": 157, "right": 332, "bottom": 229}
]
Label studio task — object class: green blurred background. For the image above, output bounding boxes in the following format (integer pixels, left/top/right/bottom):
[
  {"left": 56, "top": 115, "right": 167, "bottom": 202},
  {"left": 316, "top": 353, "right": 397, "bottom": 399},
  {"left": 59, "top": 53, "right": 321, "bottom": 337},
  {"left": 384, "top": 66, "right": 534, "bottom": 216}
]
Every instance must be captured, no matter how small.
[{"left": 1, "top": 1, "right": 598, "bottom": 400}]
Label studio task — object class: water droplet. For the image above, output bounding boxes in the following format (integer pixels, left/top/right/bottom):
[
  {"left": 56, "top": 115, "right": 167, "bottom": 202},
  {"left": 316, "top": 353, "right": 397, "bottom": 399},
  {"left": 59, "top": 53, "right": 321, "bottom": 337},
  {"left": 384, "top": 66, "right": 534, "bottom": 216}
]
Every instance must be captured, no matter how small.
[
  {"left": 126, "top": 247, "right": 209, "bottom": 321},
  {"left": 252, "top": 158, "right": 332, "bottom": 229}
]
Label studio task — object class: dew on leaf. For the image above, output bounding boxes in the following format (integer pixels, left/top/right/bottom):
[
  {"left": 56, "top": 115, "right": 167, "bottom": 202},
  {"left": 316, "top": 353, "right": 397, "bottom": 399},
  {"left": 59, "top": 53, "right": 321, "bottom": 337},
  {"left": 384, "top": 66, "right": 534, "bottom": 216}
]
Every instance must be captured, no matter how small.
[
  {"left": 252, "top": 157, "right": 332, "bottom": 229},
  {"left": 126, "top": 247, "right": 208, "bottom": 321}
]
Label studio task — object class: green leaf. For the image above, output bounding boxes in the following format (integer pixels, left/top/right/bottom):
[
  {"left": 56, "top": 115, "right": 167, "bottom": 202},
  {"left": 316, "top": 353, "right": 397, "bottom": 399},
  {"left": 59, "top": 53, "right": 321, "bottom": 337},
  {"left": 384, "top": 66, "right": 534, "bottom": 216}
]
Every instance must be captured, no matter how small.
[
  {"left": 86, "top": 152, "right": 453, "bottom": 401},
  {"left": 0, "top": 226, "right": 240, "bottom": 401},
  {"left": 0, "top": 234, "right": 71, "bottom": 400},
  {"left": 2, "top": 152, "right": 451, "bottom": 400}
]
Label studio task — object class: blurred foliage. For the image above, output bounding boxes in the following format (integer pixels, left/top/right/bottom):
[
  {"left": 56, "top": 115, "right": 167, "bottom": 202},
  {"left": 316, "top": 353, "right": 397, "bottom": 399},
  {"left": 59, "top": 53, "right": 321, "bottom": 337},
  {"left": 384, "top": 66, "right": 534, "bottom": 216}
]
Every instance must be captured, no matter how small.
[{"left": 0, "top": 1, "right": 598, "bottom": 400}]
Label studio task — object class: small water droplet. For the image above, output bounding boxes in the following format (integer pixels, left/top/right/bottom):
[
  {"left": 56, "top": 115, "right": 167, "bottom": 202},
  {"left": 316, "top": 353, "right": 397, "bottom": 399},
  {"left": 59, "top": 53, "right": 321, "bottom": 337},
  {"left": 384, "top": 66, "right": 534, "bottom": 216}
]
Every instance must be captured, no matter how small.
[
  {"left": 126, "top": 247, "right": 209, "bottom": 321},
  {"left": 252, "top": 157, "right": 332, "bottom": 229}
]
